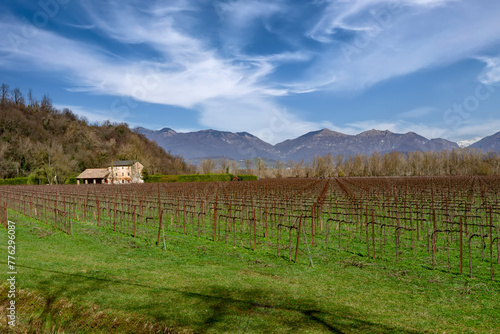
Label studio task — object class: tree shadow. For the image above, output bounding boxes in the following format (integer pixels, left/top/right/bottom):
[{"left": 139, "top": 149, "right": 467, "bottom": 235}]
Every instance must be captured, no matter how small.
[{"left": 17, "top": 263, "right": 425, "bottom": 333}]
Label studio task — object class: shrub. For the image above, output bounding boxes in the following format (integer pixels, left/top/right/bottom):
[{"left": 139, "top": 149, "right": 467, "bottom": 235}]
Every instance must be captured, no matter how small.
[
  {"left": 65, "top": 177, "right": 78, "bottom": 185},
  {"left": 0, "top": 177, "right": 29, "bottom": 185}
]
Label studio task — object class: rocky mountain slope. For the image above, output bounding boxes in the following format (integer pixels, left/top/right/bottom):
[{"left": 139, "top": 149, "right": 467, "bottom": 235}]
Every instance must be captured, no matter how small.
[
  {"left": 138, "top": 128, "right": 280, "bottom": 161},
  {"left": 138, "top": 127, "right": 462, "bottom": 163},
  {"left": 469, "top": 131, "right": 500, "bottom": 152}
]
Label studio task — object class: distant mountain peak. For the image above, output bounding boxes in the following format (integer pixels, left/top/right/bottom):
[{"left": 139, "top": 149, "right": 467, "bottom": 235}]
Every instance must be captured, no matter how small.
[
  {"left": 236, "top": 131, "right": 256, "bottom": 138},
  {"left": 159, "top": 127, "right": 176, "bottom": 134},
  {"left": 308, "top": 128, "right": 348, "bottom": 137},
  {"left": 138, "top": 127, "right": 472, "bottom": 164},
  {"left": 458, "top": 136, "right": 484, "bottom": 148},
  {"left": 360, "top": 129, "right": 391, "bottom": 136}
]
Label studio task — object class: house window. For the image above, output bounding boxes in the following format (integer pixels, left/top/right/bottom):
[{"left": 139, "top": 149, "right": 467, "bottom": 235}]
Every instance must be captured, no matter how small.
[{"left": 128, "top": 172, "right": 130, "bottom": 176}]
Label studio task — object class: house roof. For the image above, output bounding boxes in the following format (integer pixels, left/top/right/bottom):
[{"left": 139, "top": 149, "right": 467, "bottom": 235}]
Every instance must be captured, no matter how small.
[
  {"left": 109, "top": 160, "right": 137, "bottom": 167},
  {"left": 76, "top": 168, "right": 110, "bottom": 179}
]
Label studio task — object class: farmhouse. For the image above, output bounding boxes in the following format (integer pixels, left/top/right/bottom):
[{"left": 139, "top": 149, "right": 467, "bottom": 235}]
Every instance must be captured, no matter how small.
[
  {"left": 108, "top": 160, "right": 144, "bottom": 184},
  {"left": 76, "top": 160, "right": 144, "bottom": 185}
]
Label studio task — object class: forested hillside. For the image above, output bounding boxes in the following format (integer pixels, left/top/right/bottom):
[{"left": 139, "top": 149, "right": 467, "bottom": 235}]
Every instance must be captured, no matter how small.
[{"left": 0, "top": 84, "right": 193, "bottom": 183}]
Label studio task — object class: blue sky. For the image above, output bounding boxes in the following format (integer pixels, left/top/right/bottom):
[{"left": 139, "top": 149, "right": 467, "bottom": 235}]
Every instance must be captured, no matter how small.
[{"left": 1, "top": 0, "right": 500, "bottom": 145}]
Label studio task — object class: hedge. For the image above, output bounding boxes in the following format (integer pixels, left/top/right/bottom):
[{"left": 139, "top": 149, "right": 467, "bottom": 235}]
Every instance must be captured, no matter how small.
[
  {"left": 0, "top": 177, "right": 29, "bottom": 185},
  {"left": 145, "top": 174, "right": 179, "bottom": 183},
  {"left": 236, "top": 174, "right": 258, "bottom": 181},
  {"left": 145, "top": 173, "right": 258, "bottom": 183},
  {"left": 177, "top": 174, "right": 234, "bottom": 182}
]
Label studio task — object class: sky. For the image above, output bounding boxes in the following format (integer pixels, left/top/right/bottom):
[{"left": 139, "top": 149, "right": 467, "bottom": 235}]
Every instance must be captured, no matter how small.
[{"left": 1, "top": 0, "right": 500, "bottom": 145}]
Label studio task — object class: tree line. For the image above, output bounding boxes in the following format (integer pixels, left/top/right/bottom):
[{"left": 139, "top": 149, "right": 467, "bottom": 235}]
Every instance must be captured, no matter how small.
[
  {"left": 199, "top": 148, "right": 500, "bottom": 178},
  {"left": 0, "top": 84, "right": 194, "bottom": 183}
]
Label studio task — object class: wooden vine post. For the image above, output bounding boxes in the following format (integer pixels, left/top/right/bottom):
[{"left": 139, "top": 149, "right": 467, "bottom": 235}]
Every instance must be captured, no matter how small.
[{"left": 294, "top": 215, "right": 303, "bottom": 263}]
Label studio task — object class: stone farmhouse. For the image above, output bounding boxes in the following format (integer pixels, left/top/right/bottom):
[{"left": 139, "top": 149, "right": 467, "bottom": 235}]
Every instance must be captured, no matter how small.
[{"left": 76, "top": 160, "right": 144, "bottom": 185}]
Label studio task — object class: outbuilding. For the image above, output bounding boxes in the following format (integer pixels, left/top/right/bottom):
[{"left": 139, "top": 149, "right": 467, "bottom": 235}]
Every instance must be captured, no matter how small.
[{"left": 76, "top": 168, "right": 110, "bottom": 185}]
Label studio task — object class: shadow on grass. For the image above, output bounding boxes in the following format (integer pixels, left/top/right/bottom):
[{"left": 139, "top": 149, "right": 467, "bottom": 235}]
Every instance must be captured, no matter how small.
[{"left": 15, "top": 263, "right": 423, "bottom": 333}]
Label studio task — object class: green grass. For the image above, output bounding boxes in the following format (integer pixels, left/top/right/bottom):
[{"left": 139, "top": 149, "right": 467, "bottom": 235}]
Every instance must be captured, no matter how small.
[{"left": 1, "top": 210, "right": 499, "bottom": 333}]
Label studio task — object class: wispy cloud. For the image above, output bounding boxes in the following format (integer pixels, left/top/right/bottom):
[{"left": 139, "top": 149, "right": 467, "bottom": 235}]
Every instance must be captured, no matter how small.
[
  {"left": 305, "top": 0, "right": 500, "bottom": 91},
  {"left": 215, "top": 0, "right": 284, "bottom": 29},
  {"left": 308, "top": 0, "right": 457, "bottom": 43},
  {"left": 477, "top": 56, "right": 500, "bottom": 85},
  {"left": 214, "top": 0, "right": 286, "bottom": 53},
  {"left": 198, "top": 93, "right": 339, "bottom": 144},
  {"left": 54, "top": 104, "right": 130, "bottom": 125},
  {"left": 398, "top": 107, "right": 435, "bottom": 119}
]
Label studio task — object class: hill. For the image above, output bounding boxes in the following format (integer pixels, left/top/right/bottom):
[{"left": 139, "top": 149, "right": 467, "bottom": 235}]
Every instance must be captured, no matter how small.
[{"left": 0, "top": 84, "right": 193, "bottom": 182}]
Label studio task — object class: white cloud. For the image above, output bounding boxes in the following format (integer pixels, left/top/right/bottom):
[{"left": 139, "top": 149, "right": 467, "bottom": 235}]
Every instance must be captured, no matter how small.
[
  {"left": 198, "top": 93, "right": 340, "bottom": 144},
  {"left": 308, "top": 0, "right": 457, "bottom": 43},
  {"left": 477, "top": 56, "right": 500, "bottom": 85},
  {"left": 0, "top": 18, "right": 275, "bottom": 108}
]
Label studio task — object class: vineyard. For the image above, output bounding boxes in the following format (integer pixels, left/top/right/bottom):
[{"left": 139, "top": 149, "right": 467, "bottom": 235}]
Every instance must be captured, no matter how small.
[{"left": 1, "top": 176, "right": 499, "bottom": 281}]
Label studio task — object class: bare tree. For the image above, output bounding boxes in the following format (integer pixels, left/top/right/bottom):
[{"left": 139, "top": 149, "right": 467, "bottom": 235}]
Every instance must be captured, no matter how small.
[
  {"left": 230, "top": 160, "right": 239, "bottom": 174},
  {"left": 275, "top": 160, "right": 284, "bottom": 177},
  {"left": 199, "top": 159, "right": 216, "bottom": 174},
  {"left": 12, "top": 88, "right": 25, "bottom": 106},
  {"left": 291, "top": 159, "right": 304, "bottom": 178},
  {"left": 256, "top": 158, "right": 266, "bottom": 178},
  {"left": 40, "top": 94, "right": 52, "bottom": 112},
  {"left": 28, "top": 89, "right": 37, "bottom": 108},
  {"left": 245, "top": 159, "right": 253, "bottom": 174},
  {"left": 220, "top": 159, "right": 230, "bottom": 173},
  {"left": 1, "top": 84, "right": 10, "bottom": 106}
]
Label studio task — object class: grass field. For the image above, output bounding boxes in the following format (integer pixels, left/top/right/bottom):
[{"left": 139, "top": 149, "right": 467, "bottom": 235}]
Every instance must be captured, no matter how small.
[{"left": 1, "top": 209, "right": 499, "bottom": 333}]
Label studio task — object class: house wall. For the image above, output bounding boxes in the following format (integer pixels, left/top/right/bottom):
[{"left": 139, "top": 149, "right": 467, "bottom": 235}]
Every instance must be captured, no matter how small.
[
  {"left": 131, "top": 162, "right": 144, "bottom": 183},
  {"left": 107, "top": 162, "right": 144, "bottom": 184}
]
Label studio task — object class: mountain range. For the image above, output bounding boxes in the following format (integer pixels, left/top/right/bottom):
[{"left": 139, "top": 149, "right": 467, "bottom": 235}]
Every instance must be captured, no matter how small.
[{"left": 137, "top": 127, "right": 500, "bottom": 163}]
